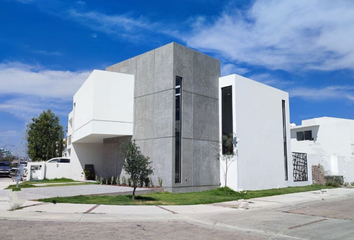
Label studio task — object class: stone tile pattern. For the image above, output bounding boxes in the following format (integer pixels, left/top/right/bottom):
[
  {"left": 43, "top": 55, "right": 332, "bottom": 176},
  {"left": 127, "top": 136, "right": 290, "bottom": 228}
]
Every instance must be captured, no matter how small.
[
  {"left": 0, "top": 220, "right": 265, "bottom": 240},
  {"left": 312, "top": 164, "right": 325, "bottom": 185},
  {"left": 106, "top": 43, "right": 220, "bottom": 192}
]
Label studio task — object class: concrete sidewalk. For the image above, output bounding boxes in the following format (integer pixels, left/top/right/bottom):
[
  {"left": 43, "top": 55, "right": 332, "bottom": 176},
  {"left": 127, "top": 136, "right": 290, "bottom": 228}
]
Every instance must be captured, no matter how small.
[
  {"left": 1, "top": 187, "right": 353, "bottom": 219},
  {"left": 2, "top": 186, "right": 354, "bottom": 240}
]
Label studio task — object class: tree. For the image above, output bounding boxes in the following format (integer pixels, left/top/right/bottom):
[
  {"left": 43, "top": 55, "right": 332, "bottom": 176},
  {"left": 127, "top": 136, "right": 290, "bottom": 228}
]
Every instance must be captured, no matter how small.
[
  {"left": 221, "top": 133, "right": 238, "bottom": 194},
  {"left": 120, "top": 140, "right": 153, "bottom": 200},
  {"left": 26, "top": 110, "right": 64, "bottom": 161}
]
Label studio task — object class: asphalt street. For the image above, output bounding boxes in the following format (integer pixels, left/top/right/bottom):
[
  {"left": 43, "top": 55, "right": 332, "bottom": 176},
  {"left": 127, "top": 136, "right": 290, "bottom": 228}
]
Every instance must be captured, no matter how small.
[{"left": 1, "top": 177, "right": 354, "bottom": 240}]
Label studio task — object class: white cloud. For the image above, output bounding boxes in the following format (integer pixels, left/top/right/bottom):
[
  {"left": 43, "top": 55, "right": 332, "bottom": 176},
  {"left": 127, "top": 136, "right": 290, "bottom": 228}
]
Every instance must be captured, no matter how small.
[
  {"left": 221, "top": 63, "right": 248, "bottom": 76},
  {"left": 14, "top": 0, "right": 34, "bottom": 3},
  {"left": 0, "top": 130, "right": 18, "bottom": 138},
  {"left": 31, "top": 49, "right": 62, "bottom": 56},
  {"left": 0, "top": 62, "right": 89, "bottom": 122},
  {"left": 66, "top": 9, "right": 158, "bottom": 41},
  {"left": 289, "top": 85, "right": 354, "bottom": 102},
  {"left": 185, "top": 0, "right": 354, "bottom": 71},
  {"left": 247, "top": 73, "right": 294, "bottom": 89},
  {"left": 0, "top": 62, "right": 90, "bottom": 100}
]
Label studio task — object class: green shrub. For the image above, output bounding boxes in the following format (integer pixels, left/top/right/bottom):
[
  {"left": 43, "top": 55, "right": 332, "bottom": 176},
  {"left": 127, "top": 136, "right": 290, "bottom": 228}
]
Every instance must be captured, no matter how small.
[
  {"left": 95, "top": 175, "right": 99, "bottom": 184},
  {"left": 111, "top": 175, "right": 114, "bottom": 185},
  {"left": 158, "top": 177, "right": 163, "bottom": 187},
  {"left": 144, "top": 178, "right": 149, "bottom": 187},
  {"left": 325, "top": 175, "right": 343, "bottom": 186}
]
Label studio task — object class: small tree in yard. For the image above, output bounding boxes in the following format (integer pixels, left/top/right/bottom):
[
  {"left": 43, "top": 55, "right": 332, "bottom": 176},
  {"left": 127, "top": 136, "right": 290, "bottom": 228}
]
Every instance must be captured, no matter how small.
[
  {"left": 120, "top": 140, "right": 153, "bottom": 200},
  {"left": 221, "top": 133, "right": 238, "bottom": 194}
]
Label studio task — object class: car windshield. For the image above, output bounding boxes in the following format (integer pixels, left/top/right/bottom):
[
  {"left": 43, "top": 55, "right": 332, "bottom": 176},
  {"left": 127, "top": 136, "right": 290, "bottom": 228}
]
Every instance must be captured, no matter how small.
[
  {"left": 0, "top": 162, "right": 10, "bottom": 166},
  {"left": 47, "top": 159, "right": 58, "bottom": 163}
]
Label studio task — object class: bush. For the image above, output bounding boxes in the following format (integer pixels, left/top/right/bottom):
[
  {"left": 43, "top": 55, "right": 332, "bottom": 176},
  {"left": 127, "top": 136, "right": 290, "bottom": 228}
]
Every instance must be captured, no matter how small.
[{"left": 325, "top": 175, "right": 344, "bottom": 186}]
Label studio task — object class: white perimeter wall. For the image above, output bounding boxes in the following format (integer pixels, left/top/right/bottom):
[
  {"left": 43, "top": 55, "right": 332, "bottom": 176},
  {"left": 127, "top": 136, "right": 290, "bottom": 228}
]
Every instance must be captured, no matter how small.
[
  {"left": 46, "top": 163, "right": 71, "bottom": 179},
  {"left": 220, "top": 74, "right": 309, "bottom": 191},
  {"left": 309, "top": 154, "right": 354, "bottom": 183}
]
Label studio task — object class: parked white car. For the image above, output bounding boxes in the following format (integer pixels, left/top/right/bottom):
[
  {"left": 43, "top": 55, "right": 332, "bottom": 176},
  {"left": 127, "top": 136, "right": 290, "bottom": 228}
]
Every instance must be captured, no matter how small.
[{"left": 46, "top": 158, "right": 70, "bottom": 163}]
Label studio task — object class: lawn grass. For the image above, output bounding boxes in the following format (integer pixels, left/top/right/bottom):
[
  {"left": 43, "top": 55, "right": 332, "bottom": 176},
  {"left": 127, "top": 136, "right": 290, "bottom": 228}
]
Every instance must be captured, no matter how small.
[
  {"left": 39, "top": 184, "right": 333, "bottom": 205},
  {"left": 26, "top": 178, "right": 77, "bottom": 184},
  {"left": 5, "top": 178, "right": 95, "bottom": 190}
]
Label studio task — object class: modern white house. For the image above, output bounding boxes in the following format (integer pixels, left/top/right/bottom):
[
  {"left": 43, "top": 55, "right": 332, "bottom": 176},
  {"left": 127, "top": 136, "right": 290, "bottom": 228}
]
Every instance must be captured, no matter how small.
[
  {"left": 219, "top": 74, "right": 311, "bottom": 191},
  {"left": 67, "top": 43, "right": 220, "bottom": 192},
  {"left": 291, "top": 117, "right": 354, "bottom": 182},
  {"left": 65, "top": 42, "right": 314, "bottom": 192}
]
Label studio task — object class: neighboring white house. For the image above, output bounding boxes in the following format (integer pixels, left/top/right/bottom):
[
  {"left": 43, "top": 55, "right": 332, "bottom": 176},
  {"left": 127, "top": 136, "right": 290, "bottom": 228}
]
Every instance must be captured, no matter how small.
[
  {"left": 66, "top": 70, "right": 134, "bottom": 180},
  {"left": 291, "top": 117, "right": 354, "bottom": 182},
  {"left": 219, "top": 74, "right": 311, "bottom": 191}
]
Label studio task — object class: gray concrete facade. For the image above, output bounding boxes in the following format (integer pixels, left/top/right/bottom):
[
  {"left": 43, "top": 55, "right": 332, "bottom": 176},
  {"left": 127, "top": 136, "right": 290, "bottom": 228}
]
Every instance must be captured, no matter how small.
[
  {"left": 102, "top": 136, "right": 132, "bottom": 178},
  {"left": 106, "top": 43, "right": 220, "bottom": 192}
]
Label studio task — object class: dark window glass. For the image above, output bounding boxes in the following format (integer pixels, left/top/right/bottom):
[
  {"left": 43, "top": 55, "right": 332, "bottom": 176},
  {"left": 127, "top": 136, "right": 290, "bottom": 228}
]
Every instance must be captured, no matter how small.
[
  {"left": 59, "top": 158, "right": 70, "bottom": 163},
  {"left": 222, "top": 86, "right": 233, "bottom": 154},
  {"left": 175, "top": 76, "right": 182, "bottom": 183},
  {"left": 296, "top": 132, "right": 304, "bottom": 141},
  {"left": 282, "top": 100, "right": 288, "bottom": 181},
  {"left": 297, "top": 131, "right": 312, "bottom": 141},
  {"left": 304, "top": 131, "right": 312, "bottom": 140}
]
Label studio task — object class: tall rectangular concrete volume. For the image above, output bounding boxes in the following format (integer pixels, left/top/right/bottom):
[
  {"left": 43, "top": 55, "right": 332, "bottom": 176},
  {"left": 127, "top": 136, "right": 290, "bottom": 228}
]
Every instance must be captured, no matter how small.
[{"left": 106, "top": 43, "right": 220, "bottom": 192}]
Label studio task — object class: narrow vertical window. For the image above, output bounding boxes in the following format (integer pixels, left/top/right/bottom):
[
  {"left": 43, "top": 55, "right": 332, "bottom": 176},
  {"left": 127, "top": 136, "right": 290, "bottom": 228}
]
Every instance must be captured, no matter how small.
[
  {"left": 222, "top": 86, "right": 233, "bottom": 154},
  {"left": 282, "top": 100, "right": 288, "bottom": 181},
  {"left": 175, "top": 76, "right": 182, "bottom": 183}
]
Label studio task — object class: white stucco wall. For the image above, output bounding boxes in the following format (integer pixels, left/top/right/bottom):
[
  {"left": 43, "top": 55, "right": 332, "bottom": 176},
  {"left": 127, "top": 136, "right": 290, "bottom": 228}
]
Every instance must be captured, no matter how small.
[
  {"left": 69, "top": 143, "right": 103, "bottom": 181},
  {"left": 291, "top": 117, "right": 354, "bottom": 157},
  {"left": 46, "top": 162, "right": 71, "bottom": 179},
  {"left": 67, "top": 70, "right": 135, "bottom": 180},
  {"left": 71, "top": 70, "right": 134, "bottom": 143},
  {"left": 219, "top": 74, "right": 307, "bottom": 191}
]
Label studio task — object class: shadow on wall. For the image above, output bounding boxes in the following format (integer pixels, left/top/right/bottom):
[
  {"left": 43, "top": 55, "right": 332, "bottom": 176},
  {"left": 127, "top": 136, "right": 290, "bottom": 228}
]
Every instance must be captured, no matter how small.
[{"left": 102, "top": 136, "right": 132, "bottom": 179}]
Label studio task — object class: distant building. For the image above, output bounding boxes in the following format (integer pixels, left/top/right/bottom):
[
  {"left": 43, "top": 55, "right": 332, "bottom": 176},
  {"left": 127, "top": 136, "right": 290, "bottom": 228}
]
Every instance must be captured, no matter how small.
[
  {"left": 291, "top": 117, "right": 354, "bottom": 182},
  {"left": 0, "top": 148, "right": 13, "bottom": 159}
]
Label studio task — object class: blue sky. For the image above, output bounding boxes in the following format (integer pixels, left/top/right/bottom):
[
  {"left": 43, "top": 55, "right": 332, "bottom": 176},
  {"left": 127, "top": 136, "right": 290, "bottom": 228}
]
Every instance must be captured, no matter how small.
[{"left": 1, "top": 0, "right": 354, "bottom": 156}]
